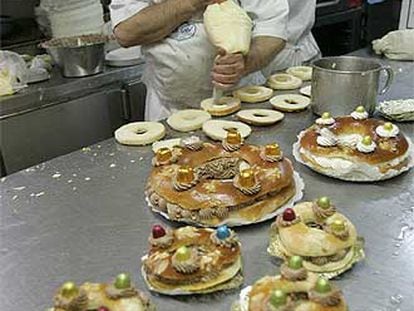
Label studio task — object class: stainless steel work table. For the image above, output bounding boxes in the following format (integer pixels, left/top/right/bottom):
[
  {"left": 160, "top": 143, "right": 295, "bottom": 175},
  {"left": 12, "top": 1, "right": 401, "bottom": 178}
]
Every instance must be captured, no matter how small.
[{"left": 1, "top": 52, "right": 413, "bottom": 310}]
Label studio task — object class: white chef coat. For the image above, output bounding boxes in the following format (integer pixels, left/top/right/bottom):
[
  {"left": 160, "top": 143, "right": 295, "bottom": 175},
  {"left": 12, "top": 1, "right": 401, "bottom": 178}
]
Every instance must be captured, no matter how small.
[
  {"left": 110, "top": 0, "right": 314, "bottom": 120},
  {"left": 262, "top": 0, "right": 321, "bottom": 76}
]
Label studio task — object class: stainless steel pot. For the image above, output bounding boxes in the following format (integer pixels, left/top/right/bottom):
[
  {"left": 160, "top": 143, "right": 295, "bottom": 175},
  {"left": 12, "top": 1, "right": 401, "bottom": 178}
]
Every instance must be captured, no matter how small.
[
  {"left": 42, "top": 35, "right": 106, "bottom": 78},
  {"left": 311, "top": 56, "right": 394, "bottom": 116}
]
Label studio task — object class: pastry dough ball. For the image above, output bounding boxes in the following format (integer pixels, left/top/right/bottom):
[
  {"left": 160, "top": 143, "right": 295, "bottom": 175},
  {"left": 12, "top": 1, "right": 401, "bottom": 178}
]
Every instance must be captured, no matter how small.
[
  {"left": 167, "top": 109, "right": 212, "bottom": 132},
  {"left": 236, "top": 109, "right": 284, "bottom": 126},
  {"left": 115, "top": 122, "right": 166, "bottom": 146},
  {"left": 200, "top": 97, "right": 241, "bottom": 116},
  {"left": 233, "top": 86, "right": 273, "bottom": 103},
  {"left": 267, "top": 73, "right": 303, "bottom": 90},
  {"left": 204, "top": 1, "right": 253, "bottom": 55},
  {"left": 286, "top": 66, "right": 313, "bottom": 81}
]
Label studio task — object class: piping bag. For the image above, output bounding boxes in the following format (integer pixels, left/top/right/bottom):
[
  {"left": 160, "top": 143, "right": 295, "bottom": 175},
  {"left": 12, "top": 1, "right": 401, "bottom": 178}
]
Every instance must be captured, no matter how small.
[{"left": 203, "top": 0, "right": 253, "bottom": 103}]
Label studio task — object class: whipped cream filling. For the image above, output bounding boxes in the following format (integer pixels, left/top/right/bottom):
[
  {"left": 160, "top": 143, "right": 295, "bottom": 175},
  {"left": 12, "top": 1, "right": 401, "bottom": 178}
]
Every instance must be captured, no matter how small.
[
  {"left": 376, "top": 124, "right": 399, "bottom": 138},
  {"left": 350, "top": 110, "right": 368, "bottom": 120},
  {"left": 297, "top": 142, "right": 411, "bottom": 181},
  {"left": 316, "top": 117, "right": 335, "bottom": 125},
  {"left": 181, "top": 136, "right": 203, "bottom": 151},
  {"left": 356, "top": 140, "right": 376, "bottom": 153},
  {"left": 222, "top": 140, "right": 243, "bottom": 152},
  {"left": 337, "top": 134, "right": 361, "bottom": 148},
  {"left": 316, "top": 128, "right": 337, "bottom": 147}
]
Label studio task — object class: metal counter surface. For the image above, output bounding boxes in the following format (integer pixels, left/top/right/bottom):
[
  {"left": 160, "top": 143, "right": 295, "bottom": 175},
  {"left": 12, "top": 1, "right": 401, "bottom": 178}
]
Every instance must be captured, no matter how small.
[
  {"left": 0, "top": 64, "right": 144, "bottom": 119},
  {"left": 1, "top": 56, "right": 414, "bottom": 311}
]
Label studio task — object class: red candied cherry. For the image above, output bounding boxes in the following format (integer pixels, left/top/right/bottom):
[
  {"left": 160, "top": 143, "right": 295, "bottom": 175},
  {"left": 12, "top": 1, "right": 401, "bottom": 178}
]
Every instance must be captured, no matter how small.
[
  {"left": 282, "top": 208, "right": 296, "bottom": 221},
  {"left": 152, "top": 224, "right": 166, "bottom": 239}
]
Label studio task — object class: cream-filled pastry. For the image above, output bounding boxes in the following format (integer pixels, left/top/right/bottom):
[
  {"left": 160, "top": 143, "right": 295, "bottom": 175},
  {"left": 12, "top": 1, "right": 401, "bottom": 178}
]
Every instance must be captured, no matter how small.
[
  {"left": 141, "top": 225, "right": 243, "bottom": 295},
  {"left": 268, "top": 197, "right": 365, "bottom": 278},
  {"left": 293, "top": 110, "right": 414, "bottom": 181}
]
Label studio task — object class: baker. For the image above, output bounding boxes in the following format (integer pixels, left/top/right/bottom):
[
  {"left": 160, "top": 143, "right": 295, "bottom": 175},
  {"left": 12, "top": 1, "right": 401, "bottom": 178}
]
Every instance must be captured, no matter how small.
[{"left": 110, "top": 0, "right": 320, "bottom": 120}]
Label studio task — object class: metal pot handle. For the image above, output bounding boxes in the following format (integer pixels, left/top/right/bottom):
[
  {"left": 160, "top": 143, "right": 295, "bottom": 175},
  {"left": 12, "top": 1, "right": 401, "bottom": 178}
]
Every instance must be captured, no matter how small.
[{"left": 379, "top": 65, "right": 394, "bottom": 95}]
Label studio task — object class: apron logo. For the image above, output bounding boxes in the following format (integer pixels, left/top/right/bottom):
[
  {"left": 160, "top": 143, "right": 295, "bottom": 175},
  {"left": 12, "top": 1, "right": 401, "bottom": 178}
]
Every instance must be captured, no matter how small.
[{"left": 170, "top": 22, "right": 197, "bottom": 41}]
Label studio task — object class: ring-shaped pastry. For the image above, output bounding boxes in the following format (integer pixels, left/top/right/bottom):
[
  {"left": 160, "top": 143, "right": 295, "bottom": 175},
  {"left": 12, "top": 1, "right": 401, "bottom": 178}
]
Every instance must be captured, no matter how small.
[
  {"left": 267, "top": 73, "right": 303, "bottom": 90},
  {"left": 232, "top": 86, "right": 273, "bottom": 103},
  {"left": 268, "top": 201, "right": 365, "bottom": 277},
  {"left": 270, "top": 94, "right": 311, "bottom": 112},
  {"left": 115, "top": 122, "right": 166, "bottom": 146},
  {"left": 236, "top": 109, "right": 284, "bottom": 126},
  {"left": 167, "top": 109, "right": 211, "bottom": 132},
  {"left": 286, "top": 65, "right": 313, "bottom": 81},
  {"left": 200, "top": 97, "right": 241, "bottom": 116},
  {"left": 202, "top": 120, "right": 252, "bottom": 141}
]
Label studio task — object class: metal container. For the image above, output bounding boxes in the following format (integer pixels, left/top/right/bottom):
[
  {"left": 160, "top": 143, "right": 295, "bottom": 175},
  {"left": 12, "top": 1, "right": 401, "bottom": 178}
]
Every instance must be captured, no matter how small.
[
  {"left": 311, "top": 56, "right": 394, "bottom": 116},
  {"left": 42, "top": 35, "right": 106, "bottom": 78}
]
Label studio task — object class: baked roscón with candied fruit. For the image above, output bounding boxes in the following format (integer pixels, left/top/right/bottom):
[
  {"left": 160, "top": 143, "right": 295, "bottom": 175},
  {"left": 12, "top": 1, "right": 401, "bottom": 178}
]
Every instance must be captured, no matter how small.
[
  {"left": 268, "top": 197, "right": 364, "bottom": 278},
  {"left": 141, "top": 224, "right": 243, "bottom": 295},
  {"left": 232, "top": 256, "right": 348, "bottom": 311},
  {"left": 48, "top": 273, "right": 155, "bottom": 311},
  {"left": 145, "top": 133, "right": 303, "bottom": 227},
  {"left": 293, "top": 108, "right": 414, "bottom": 181}
]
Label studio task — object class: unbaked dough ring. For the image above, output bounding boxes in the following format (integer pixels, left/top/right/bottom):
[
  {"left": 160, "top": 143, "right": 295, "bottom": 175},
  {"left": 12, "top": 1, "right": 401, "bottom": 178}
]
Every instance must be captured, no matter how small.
[
  {"left": 200, "top": 97, "right": 241, "bottom": 116},
  {"left": 236, "top": 109, "right": 284, "bottom": 126},
  {"left": 232, "top": 86, "right": 273, "bottom": 103},
  {"left": 152, "top": 138, "right": 182, "bottom": 152},
  {"left": 270, "top": 94, "right": 310, "bottom": 112},
  {"left": 167, "top": 109, "right": 211, "bottom": 132},
  {"left": 286, "top": 66, "right": 313, "bottom": 81},
  {"left": 115, "top": 122, "right": 166, "bottom": 146},
  {"left": 202, "top": 120, "right": 251, "bottom": 141},
  {"left": 267, "top": 73, "right": 303, "bottom": 90}
]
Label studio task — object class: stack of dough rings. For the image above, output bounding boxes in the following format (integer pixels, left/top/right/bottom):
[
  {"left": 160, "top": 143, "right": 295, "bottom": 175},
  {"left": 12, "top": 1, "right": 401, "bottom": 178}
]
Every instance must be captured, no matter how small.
[
  {"left": 267, "top": 73, "right": 303, "bottom": 90},
  {"left": 202, "top": 120, "right": 252, "bottom": 141},
  {"left": 286, "top": 65, "right": 313, "bottom": 81},
  {"left": 200, "top": 97, "right": 241, "bottom": 116},
  {"left": 236, "top": 109, "right": 284, "bottom": 126},
  {"left": 115, "top": 122, "right": 166, "bottom": 146},
  {"left": 232, "top": 85, "right": 273, "bottom": 103},
  {"left": 167, "top": 109, "right": 211, "bottom": 132}
]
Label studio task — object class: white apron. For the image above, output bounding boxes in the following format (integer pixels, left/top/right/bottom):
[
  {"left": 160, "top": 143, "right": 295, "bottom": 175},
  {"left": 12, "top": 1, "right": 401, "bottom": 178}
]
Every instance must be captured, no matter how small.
[{"left": 142, "top": 17, "right": 265, "bottom": 120}]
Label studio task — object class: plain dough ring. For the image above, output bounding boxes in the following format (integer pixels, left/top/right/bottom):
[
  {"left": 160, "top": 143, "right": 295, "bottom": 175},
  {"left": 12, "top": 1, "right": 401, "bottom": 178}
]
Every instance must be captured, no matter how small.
[
  {"left": 236, "top": 109, "right": 284, "bottom": 126},
  {"left": 200, "top": 97, "right": 241, "bottom": 116},
  {"left": 286, "top": 66, "right": 313, "bottom": 81},
  {"left": 152, "top": 138, "right": 182, "bottom": 152},
  {"left": 267, "top": 73, "right": 303, "bottom": 90},
  {"left": 232, "top": 86, "right": 273, "bottom": 103},
  {"left": 167, "top": 109, "right": 211, "bottom": 132},
  {"left": 270, "top": 94, "right": 310, "bottom": 112},
  {"left": 115, "top": 122, "right": 166, "bottom": 146},
  {"left": 202, "top": 120, "right": 252, "bottom": 141}
]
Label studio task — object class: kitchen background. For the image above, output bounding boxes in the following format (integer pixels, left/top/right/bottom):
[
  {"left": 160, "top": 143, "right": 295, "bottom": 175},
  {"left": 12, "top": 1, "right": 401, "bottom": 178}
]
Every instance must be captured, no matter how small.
[
  {"left": 0, "top": 0, "right": 403, "bottom": 55},
  {"left": 0, "top": 0, "right": 409, "bottom": 176}
]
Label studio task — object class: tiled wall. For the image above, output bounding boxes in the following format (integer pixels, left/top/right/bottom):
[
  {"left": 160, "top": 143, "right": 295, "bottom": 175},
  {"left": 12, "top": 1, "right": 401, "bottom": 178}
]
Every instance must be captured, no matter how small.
[{"left": 1, "top": 0, "right": 37, "bottom": 18}]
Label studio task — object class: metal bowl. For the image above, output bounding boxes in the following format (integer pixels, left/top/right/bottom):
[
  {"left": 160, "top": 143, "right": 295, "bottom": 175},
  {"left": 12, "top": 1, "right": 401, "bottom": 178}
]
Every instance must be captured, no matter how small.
[{"left": 41, "top": 35, "right": 108, "bottom": 78}]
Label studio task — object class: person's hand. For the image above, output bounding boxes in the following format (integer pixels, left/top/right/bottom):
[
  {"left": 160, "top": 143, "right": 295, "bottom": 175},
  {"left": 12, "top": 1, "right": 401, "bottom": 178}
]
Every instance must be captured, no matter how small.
[{"left": 212, "top": 48, "right": 246, "bottom": 90}]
